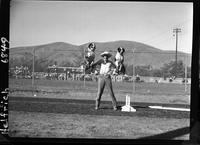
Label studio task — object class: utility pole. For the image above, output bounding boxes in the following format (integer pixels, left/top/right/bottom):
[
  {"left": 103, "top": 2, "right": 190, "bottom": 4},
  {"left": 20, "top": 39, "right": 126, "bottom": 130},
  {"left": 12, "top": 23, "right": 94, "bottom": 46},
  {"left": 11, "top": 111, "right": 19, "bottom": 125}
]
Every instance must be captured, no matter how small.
[{"left": 173, "top": 28, "right": 181, "bottom": 77}]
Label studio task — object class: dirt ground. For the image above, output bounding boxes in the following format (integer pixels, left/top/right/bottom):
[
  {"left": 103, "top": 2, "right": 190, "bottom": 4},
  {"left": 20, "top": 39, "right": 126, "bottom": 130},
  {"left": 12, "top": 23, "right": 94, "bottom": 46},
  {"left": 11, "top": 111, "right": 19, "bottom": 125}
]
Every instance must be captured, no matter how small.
[
  {"left": 9, "top": 111, "right": 189, "bottom": 140},
  {"left": 8, "top": 94, "right": 190, "bottom": 140},
  {"left": 8, "top": 79, "right": 190, "bottom": 140}
]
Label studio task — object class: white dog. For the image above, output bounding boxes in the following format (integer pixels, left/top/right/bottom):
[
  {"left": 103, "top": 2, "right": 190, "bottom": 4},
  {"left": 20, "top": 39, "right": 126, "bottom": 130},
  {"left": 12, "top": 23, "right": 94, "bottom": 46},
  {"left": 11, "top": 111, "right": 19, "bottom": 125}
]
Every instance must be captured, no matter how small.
[{"left": 114, "top": 47, "right": 125, "bottom": 75}]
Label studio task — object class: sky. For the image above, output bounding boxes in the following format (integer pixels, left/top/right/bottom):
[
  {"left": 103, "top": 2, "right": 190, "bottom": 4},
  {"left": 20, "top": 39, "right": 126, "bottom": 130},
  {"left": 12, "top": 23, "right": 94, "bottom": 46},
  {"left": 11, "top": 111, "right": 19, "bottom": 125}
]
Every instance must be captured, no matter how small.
[{"left": 10, "top": 0, "right": 193, "bottom": 54}]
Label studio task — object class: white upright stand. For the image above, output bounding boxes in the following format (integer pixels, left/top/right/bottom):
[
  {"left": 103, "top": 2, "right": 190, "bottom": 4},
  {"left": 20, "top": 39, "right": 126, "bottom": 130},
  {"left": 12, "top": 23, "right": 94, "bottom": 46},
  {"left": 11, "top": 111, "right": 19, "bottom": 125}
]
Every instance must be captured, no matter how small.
[{"left": 121, "top": 95, "right": 136, "bottom": 112}]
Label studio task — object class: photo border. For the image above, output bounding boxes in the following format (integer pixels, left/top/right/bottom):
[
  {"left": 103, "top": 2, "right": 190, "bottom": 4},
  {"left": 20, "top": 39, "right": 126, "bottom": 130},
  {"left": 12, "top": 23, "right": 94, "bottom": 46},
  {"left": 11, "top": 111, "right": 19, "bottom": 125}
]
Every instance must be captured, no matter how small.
[{"left": 1, "top": 0, "right": 199, "bottom": 144}]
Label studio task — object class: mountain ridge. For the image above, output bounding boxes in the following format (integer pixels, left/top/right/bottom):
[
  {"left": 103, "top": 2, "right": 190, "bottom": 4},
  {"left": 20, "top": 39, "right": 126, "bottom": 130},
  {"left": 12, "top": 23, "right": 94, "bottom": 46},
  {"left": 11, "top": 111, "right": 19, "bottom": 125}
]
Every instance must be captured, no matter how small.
[{"left": 9, "top": 41, "right": 191, "bottom": 69}]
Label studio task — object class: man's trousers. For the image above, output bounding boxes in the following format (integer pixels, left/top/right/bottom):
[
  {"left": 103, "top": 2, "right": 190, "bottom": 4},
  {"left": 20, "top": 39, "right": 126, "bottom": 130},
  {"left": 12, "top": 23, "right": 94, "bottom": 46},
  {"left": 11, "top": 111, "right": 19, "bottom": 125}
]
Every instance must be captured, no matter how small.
[{"left": 95, "top": 75, "right": 117, "bottom": 109}]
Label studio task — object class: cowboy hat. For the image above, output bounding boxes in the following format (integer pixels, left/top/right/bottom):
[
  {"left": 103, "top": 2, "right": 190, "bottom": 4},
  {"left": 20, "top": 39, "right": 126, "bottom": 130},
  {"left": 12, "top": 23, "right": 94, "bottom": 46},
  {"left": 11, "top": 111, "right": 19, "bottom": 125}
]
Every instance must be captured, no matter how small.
[{"left": 100, "top": 51, "right": 112, "bottom": 58}]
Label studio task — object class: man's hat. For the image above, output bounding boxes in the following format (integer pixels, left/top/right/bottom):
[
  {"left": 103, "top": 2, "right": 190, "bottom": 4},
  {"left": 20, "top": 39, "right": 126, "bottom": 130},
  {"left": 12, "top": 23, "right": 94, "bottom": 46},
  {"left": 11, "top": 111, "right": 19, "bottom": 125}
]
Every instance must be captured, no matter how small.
[{"left": 100, "top": 51, "right": 112, "bottom": 58}]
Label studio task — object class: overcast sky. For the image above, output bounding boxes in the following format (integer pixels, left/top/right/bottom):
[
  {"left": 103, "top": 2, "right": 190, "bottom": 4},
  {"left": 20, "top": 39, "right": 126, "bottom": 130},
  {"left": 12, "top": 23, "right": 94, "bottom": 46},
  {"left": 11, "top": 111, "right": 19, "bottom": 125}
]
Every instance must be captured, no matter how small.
[{"left": 10, "top": 0, "right": 193, "bottom": 53}]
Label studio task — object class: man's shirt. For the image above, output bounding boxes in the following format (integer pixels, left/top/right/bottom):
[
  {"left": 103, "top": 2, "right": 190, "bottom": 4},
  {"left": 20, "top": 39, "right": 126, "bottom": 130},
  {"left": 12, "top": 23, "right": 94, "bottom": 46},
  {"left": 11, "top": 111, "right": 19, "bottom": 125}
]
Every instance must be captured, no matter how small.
[{"left": 92, "top": 59, "right": 116, "bottom": 75}]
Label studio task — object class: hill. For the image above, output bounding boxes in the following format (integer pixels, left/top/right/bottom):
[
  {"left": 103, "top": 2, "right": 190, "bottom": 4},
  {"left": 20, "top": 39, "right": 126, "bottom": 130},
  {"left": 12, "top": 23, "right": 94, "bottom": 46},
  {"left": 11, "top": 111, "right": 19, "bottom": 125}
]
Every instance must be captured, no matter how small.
[{"left": 9, "top": 41, "right": 191, "bottom": 70}]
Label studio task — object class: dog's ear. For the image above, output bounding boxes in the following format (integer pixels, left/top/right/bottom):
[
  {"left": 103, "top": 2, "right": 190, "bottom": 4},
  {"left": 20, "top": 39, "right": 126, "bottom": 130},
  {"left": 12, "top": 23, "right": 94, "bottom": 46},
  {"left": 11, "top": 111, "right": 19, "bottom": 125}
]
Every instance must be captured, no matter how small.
[
  {"left": 117, "top": 47, "right": 121, "bottom": 52},
  {"left": 122, "top": 48, "right": 125, "bottom": 53},
  {"left": 88, "top": 43, "right": 95, "bottom": 49}
]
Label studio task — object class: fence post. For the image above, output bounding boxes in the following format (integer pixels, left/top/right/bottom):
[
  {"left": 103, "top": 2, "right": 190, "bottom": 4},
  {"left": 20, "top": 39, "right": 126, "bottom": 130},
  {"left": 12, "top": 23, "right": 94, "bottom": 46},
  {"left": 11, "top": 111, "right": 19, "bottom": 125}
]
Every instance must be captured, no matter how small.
[
  {"left": 184, "top": 62, "right": 187, "bottom": 93},
  {"left": 84, "top": 47, "right": 86, "bottom": 88},
  {"left": 132, "top": 49, "right": 135, "bottom": 95},
  {"left": 184, "top": 54, "right": 188, "bottom": 93},
  {"left": 32, "top": 47, "right": 35, "bottom": 87}
]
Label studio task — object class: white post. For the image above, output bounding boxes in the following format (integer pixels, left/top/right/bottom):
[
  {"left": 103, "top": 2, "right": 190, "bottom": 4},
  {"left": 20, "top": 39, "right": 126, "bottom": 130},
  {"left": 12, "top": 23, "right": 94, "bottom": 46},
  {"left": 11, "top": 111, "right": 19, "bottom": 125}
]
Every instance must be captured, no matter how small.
[
  {"left": 128, "top": 95, "right": 130, "bottom": 106},
  {"left": 122, "top": 94, "right": 136, "bottom": 112}
]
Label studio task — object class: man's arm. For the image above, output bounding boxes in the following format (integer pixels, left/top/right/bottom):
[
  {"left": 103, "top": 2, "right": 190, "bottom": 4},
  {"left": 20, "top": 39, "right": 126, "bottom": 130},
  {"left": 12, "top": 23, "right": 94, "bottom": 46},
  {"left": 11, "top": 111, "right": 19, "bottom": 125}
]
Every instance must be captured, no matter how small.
[
  {"left": 109, "top": 60, "right": 117, "bottom": 68},
  {"left": 91, "top": 59, "right": 103, "bottom": 68}
]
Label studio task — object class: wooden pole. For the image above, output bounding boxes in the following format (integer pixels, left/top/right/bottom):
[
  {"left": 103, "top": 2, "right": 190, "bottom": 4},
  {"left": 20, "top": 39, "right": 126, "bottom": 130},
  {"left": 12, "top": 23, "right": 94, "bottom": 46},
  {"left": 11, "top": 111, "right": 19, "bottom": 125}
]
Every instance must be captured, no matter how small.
[
  {"left": 132, "top": 49, "right": 135, "bottom": 95},
  {"left": 173, "top": 28, "right": 181, "bottom": 77},
  {"left": 185, "top": 63, "right": 187, "bottom": 92},
  {"left": 32, "top": 47, "right": 35, "bottom": 87},
  {"left": 184, "top": 55, "right": 188, "bottom": 93},
  {"left": 84, "top": 47, "right": 86, "bottom": 88}
]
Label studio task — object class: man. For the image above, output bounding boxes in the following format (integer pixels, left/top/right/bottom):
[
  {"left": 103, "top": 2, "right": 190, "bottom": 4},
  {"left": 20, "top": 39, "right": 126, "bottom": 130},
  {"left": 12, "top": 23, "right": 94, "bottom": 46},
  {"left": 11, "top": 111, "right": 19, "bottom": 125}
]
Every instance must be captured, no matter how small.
[{"left": 91, "top": 51, "right": 118, "bottom": 111}]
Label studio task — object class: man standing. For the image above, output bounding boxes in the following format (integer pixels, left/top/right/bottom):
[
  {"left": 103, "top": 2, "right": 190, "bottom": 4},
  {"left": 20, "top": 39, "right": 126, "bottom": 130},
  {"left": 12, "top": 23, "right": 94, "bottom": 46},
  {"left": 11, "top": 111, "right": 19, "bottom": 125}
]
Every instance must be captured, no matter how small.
[{"left": 91, "top": 51, "right": 118, "bottom": 111}]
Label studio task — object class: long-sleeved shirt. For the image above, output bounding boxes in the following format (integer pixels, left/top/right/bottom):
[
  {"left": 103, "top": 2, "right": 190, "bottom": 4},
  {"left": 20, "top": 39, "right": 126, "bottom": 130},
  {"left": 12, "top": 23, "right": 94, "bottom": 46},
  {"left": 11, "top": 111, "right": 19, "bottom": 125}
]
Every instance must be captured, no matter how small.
[{"left": 92, "top": 59, "right": 116, "bottom": 75}]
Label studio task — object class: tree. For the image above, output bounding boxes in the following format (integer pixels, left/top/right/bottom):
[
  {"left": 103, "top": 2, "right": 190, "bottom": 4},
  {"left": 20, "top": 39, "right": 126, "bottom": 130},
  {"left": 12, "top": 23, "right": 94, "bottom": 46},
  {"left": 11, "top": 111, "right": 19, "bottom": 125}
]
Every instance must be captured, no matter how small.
[
  {"left": 125, "top": 64, "right": 133, "bottom": 76},
  {"left": 152, "top": 69, "right": 162, "bottom": 77},
  {"left": 135, "top": 65, "right": 151, "bottom": 76},
  {"left": 161, "top": 60, "right": 185, "bottom": 78},
  {"left": 187, "top": 66, "right": 191, "bottom": 78}
]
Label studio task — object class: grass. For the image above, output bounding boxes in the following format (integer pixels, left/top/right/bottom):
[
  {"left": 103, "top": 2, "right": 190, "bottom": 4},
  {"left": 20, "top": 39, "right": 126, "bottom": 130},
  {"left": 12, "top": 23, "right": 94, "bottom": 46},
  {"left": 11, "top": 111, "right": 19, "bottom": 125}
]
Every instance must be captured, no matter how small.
[
  {"left": 9, "top": 78, "right": 190, "bottom": 95},
  {"left": 9, "top": 78, "right": 190, "bottom": 105}
]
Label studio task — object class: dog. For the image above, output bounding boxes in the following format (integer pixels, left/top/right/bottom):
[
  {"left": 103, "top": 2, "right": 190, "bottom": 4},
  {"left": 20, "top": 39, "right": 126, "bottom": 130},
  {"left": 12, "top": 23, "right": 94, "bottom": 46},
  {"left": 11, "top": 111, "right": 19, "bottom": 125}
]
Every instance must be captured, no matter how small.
[
  {"left": 84, "top": 43, "right": 96, "bottom": 74},
  {"left": 114, "top": 47, "right": 125, "bottom": 75}
]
